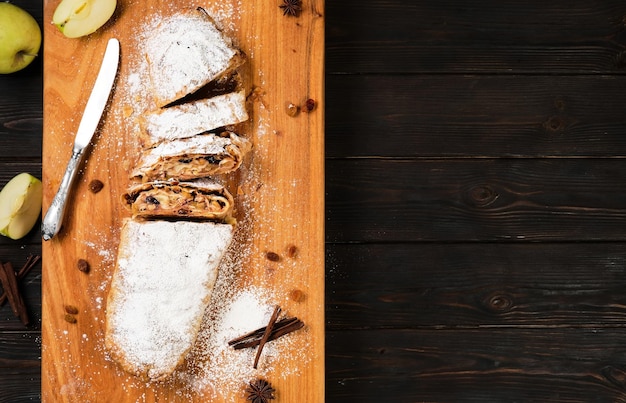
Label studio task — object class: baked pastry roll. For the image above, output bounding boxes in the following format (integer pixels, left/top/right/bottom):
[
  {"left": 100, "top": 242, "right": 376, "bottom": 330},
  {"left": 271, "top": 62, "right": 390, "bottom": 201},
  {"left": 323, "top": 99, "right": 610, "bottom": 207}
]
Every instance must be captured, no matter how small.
[
  {"left": 105, "top": 219, "right": 234, "bottom": 381},
  {"left": 139, "top": 91, "right": 249, "bottom": 148},
  {"left": 123, "top": 180, "right": 234, "bottom": 222},
  {"left": 145, "top": 8, "right": 246, "bottom": 107},
  {"left": 131, "top": 131, "right": 252, "bottom": 182}
]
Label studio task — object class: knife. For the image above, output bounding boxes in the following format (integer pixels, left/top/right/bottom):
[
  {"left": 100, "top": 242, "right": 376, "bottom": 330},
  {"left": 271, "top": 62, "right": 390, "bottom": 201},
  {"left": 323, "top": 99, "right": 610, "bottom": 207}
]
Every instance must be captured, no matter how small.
[{"left": 42, "top": 38, "right": 120, "bottom": 241}]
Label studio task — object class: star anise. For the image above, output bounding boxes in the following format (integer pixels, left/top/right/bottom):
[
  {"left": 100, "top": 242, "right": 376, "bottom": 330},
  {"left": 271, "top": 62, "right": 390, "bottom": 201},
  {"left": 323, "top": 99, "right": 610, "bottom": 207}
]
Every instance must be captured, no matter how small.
[
  {"left": 246, "top": 379, "right": 276, "bottom": 403},
  {"left": 279, "top": 0, "right": 302, "bottom": 17}
]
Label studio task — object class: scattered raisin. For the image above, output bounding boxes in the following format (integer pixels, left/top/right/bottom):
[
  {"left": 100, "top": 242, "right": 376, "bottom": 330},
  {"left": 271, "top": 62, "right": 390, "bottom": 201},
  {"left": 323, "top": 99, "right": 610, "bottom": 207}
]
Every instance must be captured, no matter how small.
[
  {"left": 77, "top": 259, "right": 90, "bottom": 273},
  {"left": 289, "top": 289, "right": 305, "bottom": 302},
  {"left": 145, "top": 195, "right": 160, "bottom": 205},
  {"left": 266, "top": 251, "right": 281, "bottom": 262},
  {"left": 64, "top": 314, "right": 77, "bottom": 324},
  {"left": 88, "top": 179, "right": 104, "bottom": 193},
  {"left": 64, "top": 305, "right": 79, "bottom": 315},
  {"left": 203, "top": 155, "right": 220, "bottom": 164},
  {"left": 287, "top": 244, "right": 298, "bottom": 258},
  {"left": 285, "top": 102, "right": 299, "bottom": 117},
  {"left": 303, "top": 98, "right": 316, "bottom": 112}
]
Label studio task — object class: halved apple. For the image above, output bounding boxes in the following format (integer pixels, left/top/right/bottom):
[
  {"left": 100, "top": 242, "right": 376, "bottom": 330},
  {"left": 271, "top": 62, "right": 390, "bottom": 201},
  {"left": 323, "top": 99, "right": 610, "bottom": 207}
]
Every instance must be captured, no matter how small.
[
  {"left": 0, "top": 173, "right": 43, "bottom": 240},
  {"left": 52, "top": 0, "right": 117, "bottom": 39}
]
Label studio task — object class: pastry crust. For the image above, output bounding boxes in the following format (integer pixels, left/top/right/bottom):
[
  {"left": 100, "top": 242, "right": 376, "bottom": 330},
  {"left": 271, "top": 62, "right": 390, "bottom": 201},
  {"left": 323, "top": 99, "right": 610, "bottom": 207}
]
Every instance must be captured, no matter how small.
[
  {"left": 123, "top": 180, "right": 235, "bottom": 222},
  {"left": 131, "top": 131, "right": 252, "bottom": 182},
  {"left": 139, "top": 91, "right": 249, "bottom": 148},
  {"left": 145, "top": 8, "right": 245, "bottom": 107},
  {"left": 105, "top": 220, "right": 234, "bottom": 381}
]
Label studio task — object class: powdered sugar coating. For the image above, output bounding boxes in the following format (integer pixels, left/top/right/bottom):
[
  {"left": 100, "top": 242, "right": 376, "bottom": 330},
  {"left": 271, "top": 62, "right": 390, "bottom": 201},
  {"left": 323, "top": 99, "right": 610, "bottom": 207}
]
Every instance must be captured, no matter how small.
[
  {"left": 141, "top": 91, "right": 249, "bottom": 147},
  {"left": 105, "top": 220, "right": 234, "bottom": 381},
  {"left": 146, "top": 10, "right": 243, "bottom": 107}
]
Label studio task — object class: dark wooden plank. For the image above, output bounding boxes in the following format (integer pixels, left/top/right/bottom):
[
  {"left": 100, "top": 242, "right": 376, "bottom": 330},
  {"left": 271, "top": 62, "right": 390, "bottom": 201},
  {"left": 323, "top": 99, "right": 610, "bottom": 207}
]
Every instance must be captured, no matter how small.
[
  {"left": 0, "top": 331, "right": 40, "bottom": 362},
  {"left": 326, "top": 75, "right": 626, "bottom": 158},
  {"left": 0, "top": 0, "right": 43, "bottom": 161},
  {"left": 0, "top": 1, "right": 43, "bottom": 400},
  {"left": 0, "top": 371, "right": 41, "bottom": 403},
  {"left": 326, "top": 328, "right": 626, "bottom": 402},
  {"left": 0, "top": 74, "right": 42, "bottom": 160},
  {"left": 0, "top": 249, "right": 41, "bottom": 331},
  {"left": 326, "top": 158, "right": 626, "bottom": 242},
  {"left": 326, "top": 243, "right": 626, "bottom": 329},
  {"left": 327, "top": 0, "right": 626, "bottom": 74},
  {"left": 0, "top": 331, "right": 41, "bottom": 403}
]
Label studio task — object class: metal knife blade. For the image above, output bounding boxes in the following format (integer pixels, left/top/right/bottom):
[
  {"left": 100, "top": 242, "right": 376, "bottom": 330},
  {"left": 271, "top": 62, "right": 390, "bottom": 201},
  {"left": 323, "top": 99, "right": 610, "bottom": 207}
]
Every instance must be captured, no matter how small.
[
  {"left": 42, "top": 38, "right": 120, "bottom": 241},
  {"left": 74, "top": 38, "right": 120, "bottom": 149}
]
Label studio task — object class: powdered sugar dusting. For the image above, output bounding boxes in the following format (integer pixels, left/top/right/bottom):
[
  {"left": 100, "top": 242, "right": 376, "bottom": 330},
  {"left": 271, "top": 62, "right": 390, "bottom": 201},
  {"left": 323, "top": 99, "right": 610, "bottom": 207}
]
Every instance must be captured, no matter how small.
[
  {"left": 142, "top": 91, "right": 249, "bottom": 145},
  {"left": 56, "top": 1, "right": 315, "bottom": 400},
  {"left": 145, "top": 11, "right": 242, "bottom": 107},
  {"left": 105, "top": 220, "right": 234, "bottom": 381}
]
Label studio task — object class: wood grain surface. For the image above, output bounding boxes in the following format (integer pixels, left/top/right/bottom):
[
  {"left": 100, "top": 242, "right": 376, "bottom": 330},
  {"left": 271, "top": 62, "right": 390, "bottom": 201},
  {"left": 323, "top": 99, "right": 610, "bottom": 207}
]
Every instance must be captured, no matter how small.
[
  {"left": 3, "top": 0, "right": 626, "bottom": 402},
  {"left": 40, "top": 0, "right": 324, "bottom": 401}
]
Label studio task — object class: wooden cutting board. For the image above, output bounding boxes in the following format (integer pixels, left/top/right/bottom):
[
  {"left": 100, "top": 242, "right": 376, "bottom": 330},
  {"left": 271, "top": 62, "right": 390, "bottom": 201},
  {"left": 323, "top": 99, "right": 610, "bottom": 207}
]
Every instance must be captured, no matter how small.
[{"left": 41, "top": 0, "right": 324, "bottom": 401}]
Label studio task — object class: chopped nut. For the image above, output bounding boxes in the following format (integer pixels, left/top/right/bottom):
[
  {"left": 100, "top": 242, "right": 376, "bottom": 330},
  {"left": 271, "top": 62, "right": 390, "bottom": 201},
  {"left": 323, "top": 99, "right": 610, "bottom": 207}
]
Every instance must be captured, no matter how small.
[
  {"left": 77, "top": 259, "right": 90, "bottom": 273},
  {"left": 64, "top": 305, "right": 79, "bottom": 315},
  {"left": 88, "top": 179, "right": 104, "bottom": 194},
  {"left": 64, "top": 314, "right": 77, "bottom": 324},
  {"left": 266, "top": 251, "right": 281, "bottom": 262}
]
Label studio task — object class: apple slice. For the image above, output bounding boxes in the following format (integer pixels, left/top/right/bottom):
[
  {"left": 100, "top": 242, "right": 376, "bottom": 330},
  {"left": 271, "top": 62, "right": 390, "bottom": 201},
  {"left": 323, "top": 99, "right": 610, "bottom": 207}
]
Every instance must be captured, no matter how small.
[
  {"left": 0, "top": 173, "right": 43, "bottom": 240},
  {"left": 52, "top": 0, "right": 117, "bottom": 39}
]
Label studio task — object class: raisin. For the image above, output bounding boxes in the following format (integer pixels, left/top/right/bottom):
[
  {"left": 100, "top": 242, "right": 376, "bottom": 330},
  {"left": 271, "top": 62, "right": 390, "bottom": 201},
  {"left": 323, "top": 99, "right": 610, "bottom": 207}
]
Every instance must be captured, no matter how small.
[
  {"left": 77, "top": 259, "right": 90, "bottom": 273},
  {"left": 64, "top": 305, "right": 79, "bottom": 315},
  {"left": 287, "top": 244, "right": 298, "bottom": 258},
  {"left": 178, "top": 158, "right": 193, "bottom": 163},
  {"left": 303, "top": 98, "right": 316, "bottom": 112},
  {"left": 146, "top": 196, "right": 160, "bottom": 205},
  {"left": 64, "top": 314, "right": 77, "bottom": 324},
  {"left": 266, "top": 251, "right": 281, "bottom": 262},
  {"left": 203, "top": 155, "right": 220, "bottom": 164},
  {"left": 285, "top": 102, "right": 299, "bottom": 117},
  {"left": 88, "top": 179, "right": 104, "bottom": 193},
  {"left": 289, "top": 289, "right": 306, "bottom": 302}
]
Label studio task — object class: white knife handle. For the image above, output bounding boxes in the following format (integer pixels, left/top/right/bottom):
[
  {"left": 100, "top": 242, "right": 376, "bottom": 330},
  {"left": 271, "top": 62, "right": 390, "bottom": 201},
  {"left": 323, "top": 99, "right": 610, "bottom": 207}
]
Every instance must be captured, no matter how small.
[{"left": 41, "top": 148, "right": 85, "bottom": 241}]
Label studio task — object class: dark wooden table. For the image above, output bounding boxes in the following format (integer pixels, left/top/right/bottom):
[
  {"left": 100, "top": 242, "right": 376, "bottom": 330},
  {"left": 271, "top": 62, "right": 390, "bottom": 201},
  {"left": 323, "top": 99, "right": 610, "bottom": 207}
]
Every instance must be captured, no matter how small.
[{"left": 3, "top": 0, "right": 626, "bottom": 401}]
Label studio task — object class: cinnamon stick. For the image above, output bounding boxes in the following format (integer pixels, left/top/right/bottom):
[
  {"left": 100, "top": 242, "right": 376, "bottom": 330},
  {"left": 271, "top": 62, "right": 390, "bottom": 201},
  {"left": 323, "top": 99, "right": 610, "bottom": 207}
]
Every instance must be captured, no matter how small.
[
  {"left": 253, "top": 305, "right": 281, "bottom": 369},
  {"left": 228, "top": 317, "right": 304, "bottom": 349},
  {"left": 0, "top": 255, "right": 40, "bottom": 307},
  {"left": 0, "top": 262, "right": 30, "bottom": 325}
]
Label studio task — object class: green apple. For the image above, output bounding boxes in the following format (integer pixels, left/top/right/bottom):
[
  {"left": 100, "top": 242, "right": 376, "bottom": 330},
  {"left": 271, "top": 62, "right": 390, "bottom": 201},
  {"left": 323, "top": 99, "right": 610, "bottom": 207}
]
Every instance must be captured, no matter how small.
[
  {"left": 52, "top": 0, "right": 117, "bottom": 38},
  {"left": 0, "top": 173, "right": 43, "bottom": 240},
  {"left": 0, "top": 2, "right": 42, "bottom": 74}
]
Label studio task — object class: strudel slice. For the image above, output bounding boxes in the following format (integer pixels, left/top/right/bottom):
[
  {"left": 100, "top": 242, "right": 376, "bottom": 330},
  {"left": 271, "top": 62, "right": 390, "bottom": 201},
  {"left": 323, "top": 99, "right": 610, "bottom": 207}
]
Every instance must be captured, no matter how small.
[
  {"left": 131, "top": 131, "right": 252, "bottom": 182},
  {"left": 123, "top": 180, "right": 234, "bottom": 222},
  {"left": 145, "top": 8, "right": 246, "bottom": 107},
  {"left": 139, "top": 91, "right": 249, "bottom": 148},
  {"left": 105, "top": 219, "right": 234, "bottom": 381}
]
